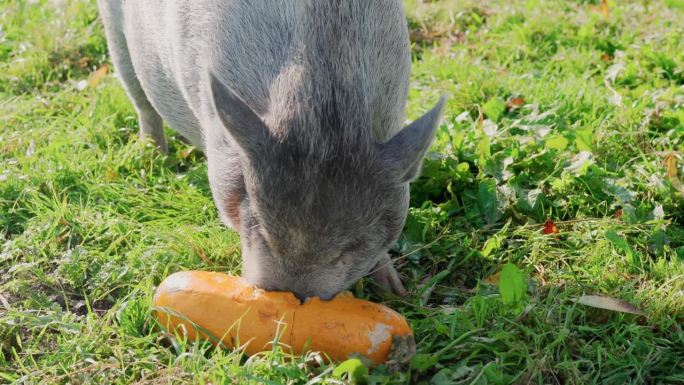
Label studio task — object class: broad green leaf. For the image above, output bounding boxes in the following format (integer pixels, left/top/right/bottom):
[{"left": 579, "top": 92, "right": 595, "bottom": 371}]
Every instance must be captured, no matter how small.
[
  {"left": 451, "top": 131, "right": 465, "bottom": 150},
  {"left": 333, "top": 358, "right": 368, "bottom": 383},
  {"left": 430, "top": 368, "right": 456, "bottom": 385},
  {"left": 470, "top": 11, "right": 484, "bottom": 25},
  {"left": 482, "top": 97, "right": 506, "bottom": 122},
  {"left": 578, "top": 21, "right": 596, "bottom": 41},
  {"left": 550, "top": 173, "right": 574, "bottom": 192},
  {"left": 0, "top": 373, "right": 18, "bottom": 383},
  {"left": 498, "top": 263, "right": 526, "bottom": 306},
  {"left": 481, "top": 221, "right": 509, "bottom": 257},
  {"left": 411, "top": 353, "right": 439, "bottom": 371},
  {"left": 648, "top": 229, "right": 666, "bottom": 256},
  {"left": 481, "top": 236, "right": 502, "bottom": 257},
  {"left": 477, "top": 179, "right": 499, "bottom": 225},
  {"left": 476, "top": 135, "right": 491, "bottom": 162},
  {"left": 574, "top": 127, "right": 594, "bottom": 151},
  {"left": 470, "top": 295, "right": 491, "bottom": 328},
  {"left": 605, "top": 231, "right": 640, "bottom": 268},
  {"left": 456, "top": 162, "right": 470, "bottom": 174},
  {"left": 545, "top": 135, "right": 569, "bottom": 151}
]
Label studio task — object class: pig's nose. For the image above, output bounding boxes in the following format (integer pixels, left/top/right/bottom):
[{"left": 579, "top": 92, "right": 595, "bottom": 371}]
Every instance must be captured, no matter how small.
[
  {"left": 289, "top": 289, "right": 307, "bottom": 303},
  {"left": 293, "top": 289, "right": 336, "bottom": 303}
]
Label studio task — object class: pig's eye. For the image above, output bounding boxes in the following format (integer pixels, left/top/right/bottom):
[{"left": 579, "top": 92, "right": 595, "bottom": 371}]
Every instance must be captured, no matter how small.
[
  {"left": 335, "top": 253, "right": 352, "bottom": 267},
  {"left": 343, "top": 238, "right": 365, "bottom": 254}
]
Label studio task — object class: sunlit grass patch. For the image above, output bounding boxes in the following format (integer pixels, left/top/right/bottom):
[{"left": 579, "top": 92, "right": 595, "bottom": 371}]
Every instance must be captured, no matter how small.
[{"left": 1, "top": 0, "right": 683, "bottom": 383}]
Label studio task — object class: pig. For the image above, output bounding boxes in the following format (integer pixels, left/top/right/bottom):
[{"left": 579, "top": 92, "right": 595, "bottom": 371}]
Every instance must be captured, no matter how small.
[{"left": 97, "top": 0, "right": 445, "bottom": 300}]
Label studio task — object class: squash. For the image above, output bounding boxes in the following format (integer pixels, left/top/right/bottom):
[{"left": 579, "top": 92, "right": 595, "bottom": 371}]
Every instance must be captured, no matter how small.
[{"left": 153, "top": 271, "right": 415, "bottom": 365}]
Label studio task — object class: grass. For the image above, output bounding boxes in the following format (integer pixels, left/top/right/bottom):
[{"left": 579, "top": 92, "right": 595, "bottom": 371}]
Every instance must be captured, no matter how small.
[{"left": 1, "top": 0, "right": 683, "bottom": 383}]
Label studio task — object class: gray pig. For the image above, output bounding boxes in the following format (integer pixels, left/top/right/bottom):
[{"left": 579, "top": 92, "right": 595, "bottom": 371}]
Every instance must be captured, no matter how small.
[{"left": 98, "top": 0, "right": 445, "bottom": 300}]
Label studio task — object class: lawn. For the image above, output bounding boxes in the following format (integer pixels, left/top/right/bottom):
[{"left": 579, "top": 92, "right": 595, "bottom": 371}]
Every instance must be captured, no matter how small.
[{"left": 1, "top": 0, "right": 683, "bottom": 384}]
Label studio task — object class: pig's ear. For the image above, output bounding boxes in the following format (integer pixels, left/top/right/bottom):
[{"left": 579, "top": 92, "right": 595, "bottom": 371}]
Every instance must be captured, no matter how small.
[
  {"left": 210, "top": 72, "right": 273, "bottom": 153},
  {"left": 378, "top": 96, "right": 447, "bottom": 183}
]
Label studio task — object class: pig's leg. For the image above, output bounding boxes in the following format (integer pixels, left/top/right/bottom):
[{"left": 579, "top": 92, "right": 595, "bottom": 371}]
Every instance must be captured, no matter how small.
[
  {"left": 371, "top": 254, "right": 408, "bottom": 297},
  {"left": 98, "top": 1, "right": 167, "bottom": 153}
]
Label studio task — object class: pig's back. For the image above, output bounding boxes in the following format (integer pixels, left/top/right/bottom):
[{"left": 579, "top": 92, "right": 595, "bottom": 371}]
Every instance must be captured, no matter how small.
[{"left": 120, "top": 0, "right": 411, "bottom": 147}]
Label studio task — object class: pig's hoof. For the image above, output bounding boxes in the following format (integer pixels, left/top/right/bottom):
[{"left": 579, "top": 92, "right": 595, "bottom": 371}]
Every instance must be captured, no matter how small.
[{"left": 371, "top": 259, "right": 408, "bottom": 298}]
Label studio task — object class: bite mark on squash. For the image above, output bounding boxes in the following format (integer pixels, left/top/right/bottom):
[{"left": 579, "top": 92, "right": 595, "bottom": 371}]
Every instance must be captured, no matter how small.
[
  {"left": 367, "top": 323, "right": 392, "bottom": 354},
  {"left": 258, "top": 309, "right": 277, "bottom": 321}
]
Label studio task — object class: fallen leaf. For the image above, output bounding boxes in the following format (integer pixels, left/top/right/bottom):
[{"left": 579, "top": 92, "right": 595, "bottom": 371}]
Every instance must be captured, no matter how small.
[
  {"left": 482, "top": 271, "right": 500, "bottom": 285},
  {"left": 665, "top": 154, "right": 678, "bottom": 179},
  {"left": 590, "top": 0, "right": 610, "bottom": 18},
  {"left": 664, "top": 153, "right": 684, "bottom": 193},
  {"left": 601, "top": 53, "right": 613, "bottom": 62},
  {"left": 605, "top": 62, "right": 625, "bottom": 84},
  {"left": 607, "top": 87, "right": 622, "bottom": 107},
  {"left": 600, "top": 0, "right": 609, "bottom": 18},
  {"left": 88, "top": 64, "right": 109, "bottom": 88},
  {"left": 180, "top": 147, "right": 195, "bottom": 159},
  {"left": 104, "top": 168, "right": 118, "bottom": 182},
  {"left": 507, "top": 97, "right": 525, "bottom": 110},
  {"left": 575, "top": 295, "right": 645, "bottom": 316},
  {"left": 0, "top": 293, "right": 11, "bottom": 310},
  {"left": 78, "top": 56, "right": 91, "bottom": 68},
  {"left": 566, "top": 151, "right": 594, "bottom": 176},
  {"left": 653, "top": 204, "right": 665, "bottom": 220},
  {"left": 542, "top": 220, "right": 559, "bottom": 235}
]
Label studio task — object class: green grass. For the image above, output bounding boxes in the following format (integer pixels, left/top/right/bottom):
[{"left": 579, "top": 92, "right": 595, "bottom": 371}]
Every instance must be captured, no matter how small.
[{"left": 1, "top": 0, "right": 683, "bottom": 383}]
